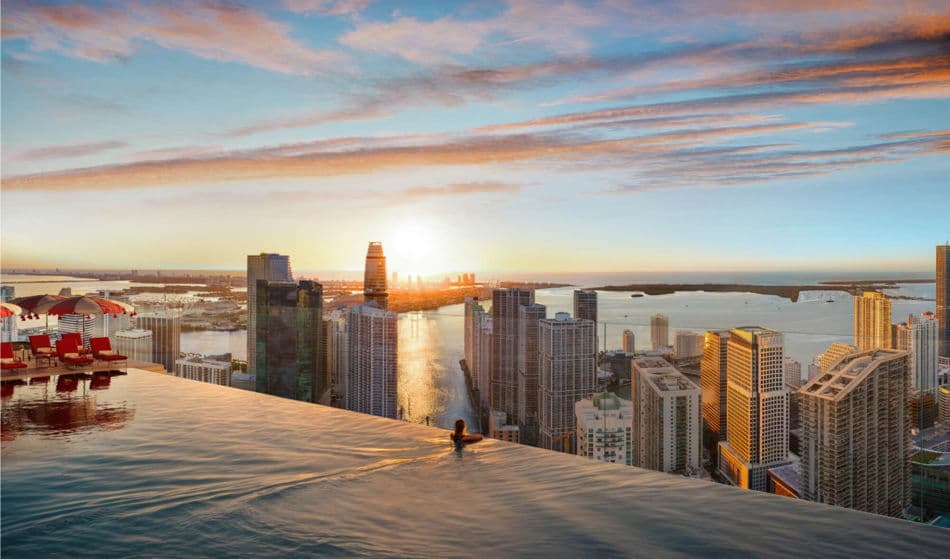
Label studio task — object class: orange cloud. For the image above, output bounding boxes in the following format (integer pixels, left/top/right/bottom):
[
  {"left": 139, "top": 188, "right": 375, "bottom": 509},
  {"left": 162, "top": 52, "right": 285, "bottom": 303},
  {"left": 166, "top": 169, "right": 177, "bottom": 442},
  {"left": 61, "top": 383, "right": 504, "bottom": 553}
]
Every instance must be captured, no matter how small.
[{"left": 2, "top": 1, "right": 344, "bottom": 74}]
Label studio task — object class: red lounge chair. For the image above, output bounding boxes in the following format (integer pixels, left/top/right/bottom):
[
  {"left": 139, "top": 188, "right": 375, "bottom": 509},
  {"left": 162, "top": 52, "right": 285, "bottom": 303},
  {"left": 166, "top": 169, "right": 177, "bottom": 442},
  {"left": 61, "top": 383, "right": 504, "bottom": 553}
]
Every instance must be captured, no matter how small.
[
  {"left": 89, "top": 337, "right": 127, "bottom": 365},
  {"left": 60, "top": 333, "right": 92, "bottom": 355},
  {"left": 29, "top": 334, "right": 56, "bottom": 367},
  {"left": 1, "top": 343, "right": 29, "bottom": 370},
  {"left": 56, "top": 338, "right": 94, "bottom": 368}
]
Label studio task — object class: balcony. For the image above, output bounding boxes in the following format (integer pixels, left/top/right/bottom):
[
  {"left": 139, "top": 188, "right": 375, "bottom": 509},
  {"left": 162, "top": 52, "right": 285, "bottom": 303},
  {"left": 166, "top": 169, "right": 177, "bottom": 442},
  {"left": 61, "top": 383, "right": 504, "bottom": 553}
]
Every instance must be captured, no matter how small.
[{"left": 2, "top": 368, "right": 947, "bottom": 558}]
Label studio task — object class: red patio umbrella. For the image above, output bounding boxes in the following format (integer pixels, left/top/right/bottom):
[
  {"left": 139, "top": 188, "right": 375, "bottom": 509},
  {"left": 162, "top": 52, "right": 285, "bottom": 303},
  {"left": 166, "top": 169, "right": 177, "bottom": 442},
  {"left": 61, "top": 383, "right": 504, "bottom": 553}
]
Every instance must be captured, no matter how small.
[
  {"left": 1, "top": 302, "right": 23, "bottom": 319},
  {"left": 11, "top": 294, "right": 65, "bottom": 317},
  {"left": 46, "top": 296, "right": 130, "bottom": 317}
]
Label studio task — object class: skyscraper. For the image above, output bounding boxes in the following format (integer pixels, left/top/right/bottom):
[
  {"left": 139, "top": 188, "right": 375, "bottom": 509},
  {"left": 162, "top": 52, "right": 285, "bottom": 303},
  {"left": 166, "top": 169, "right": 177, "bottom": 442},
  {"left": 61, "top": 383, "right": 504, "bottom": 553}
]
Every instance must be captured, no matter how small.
[
  {"left": 621, "top": 329, "right": 636, "bottom": 353},
  {"left": 463, "top": 297, "right": 483, "bottom": 373},
  {"left": 937, "top": 244, "right": 949, "bottom": 358},
  {"left": 345, "top": 302, "right": 398, "bottom": 419},
  {"left": 673, "top": 330, "right": 703, "bottom": 359},
  {"left": 700, "top": 330, "right": 730, "bottom": 440},
  {"left": 136, "top": 311, "right": 181, "bottom": 374},
  {"left": 896, "top": 312, "right": 939, "bottom": 391},
  {"left": 538, "top": 313, "right": 596, "bottom": 452},
  {"left": 718, "top": 327, "right": 789, "bottom": 491},
  {"left": 517, "top": 303, "right": 546, "bottom": 446},
  {"left": 113, "top": 329, "right": 153, "bottom": 362},
  {"left": 632, "top": 356, "right": 701, "bottom": 473},
  {"left": 473, "top": 313, "right": 493, "bottom": 411},
  {"left": 853, "top": 291, "right": 892, "bottom": 350},
  {"left": 363, "top": 242, "right": 388, "bottom": 309},
  {"left": 575, "top": 392, "right": 633, "bottom": 466},
  {"left": 247, "top": 253, "right": 293, "bottom": 381},
  {"left": 799, "top": 349, "right": 911, "bottom": 517},
  {"left": 491, "top": 288, "right": 534, "bottom": 422},
  {"left": 324, "top": 308, "right": 349, "bottom": 402},
  {"left": 573, "top": 290, "right": 597, "bottom": 323},
  {"left": 813, "top": 342, "right": 858, "bottom": 377},
  {"left": 650, "top": 314, "right": 669, "bottom": 350},
  {"left": 255, "top": 280, "right": 325, "bottom": 403},
  {"left": 783, "top": 357, "right": 802, "bottom": 388}
]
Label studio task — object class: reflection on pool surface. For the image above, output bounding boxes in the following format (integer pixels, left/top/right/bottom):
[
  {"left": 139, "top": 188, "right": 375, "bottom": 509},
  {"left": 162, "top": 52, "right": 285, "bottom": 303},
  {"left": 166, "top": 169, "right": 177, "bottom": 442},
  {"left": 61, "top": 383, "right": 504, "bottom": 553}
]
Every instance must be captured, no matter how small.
[{"left": 2, "top": 369, "right": 947, "bottom": 558}]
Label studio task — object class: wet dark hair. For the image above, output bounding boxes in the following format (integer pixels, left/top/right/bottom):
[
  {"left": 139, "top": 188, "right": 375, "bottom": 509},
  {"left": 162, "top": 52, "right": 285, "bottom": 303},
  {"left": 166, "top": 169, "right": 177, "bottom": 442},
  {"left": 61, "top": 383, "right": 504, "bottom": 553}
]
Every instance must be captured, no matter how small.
[{"left": 453, "top": 419, "right": 466, "bottom": 435}]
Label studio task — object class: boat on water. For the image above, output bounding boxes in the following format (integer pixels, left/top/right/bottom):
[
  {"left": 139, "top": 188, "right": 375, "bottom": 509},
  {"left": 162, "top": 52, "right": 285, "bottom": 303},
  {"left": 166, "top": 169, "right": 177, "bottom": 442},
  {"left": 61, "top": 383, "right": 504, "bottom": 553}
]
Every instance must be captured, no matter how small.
[{"left": 630, "top": 293, "right": 644, "bottom": 298}]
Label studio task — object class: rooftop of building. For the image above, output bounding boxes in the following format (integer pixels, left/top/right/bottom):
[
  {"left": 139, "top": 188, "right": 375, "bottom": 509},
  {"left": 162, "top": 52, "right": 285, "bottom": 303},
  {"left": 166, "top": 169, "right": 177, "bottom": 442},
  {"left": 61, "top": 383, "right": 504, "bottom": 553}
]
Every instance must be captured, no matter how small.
[
  {"left": 589, "top": 391, "right": 630, "bottom": 411},
  {"left": 115, "top": 329, "right": 153, "bottom": 338},
  {"left": 767, "top": 463, "right": 801, "bottom": 494},
  {"left": 3, "top": 368, "right": 948, "bottom": 557},
  {"left": 801, "top": 349, "right": 907, "bottom": 402},
  {"left": 632, "top": 356, "right": 676, "bottom": 371},
  {"left": 646, "top": 371, "right": 699, "bottom": 393}
]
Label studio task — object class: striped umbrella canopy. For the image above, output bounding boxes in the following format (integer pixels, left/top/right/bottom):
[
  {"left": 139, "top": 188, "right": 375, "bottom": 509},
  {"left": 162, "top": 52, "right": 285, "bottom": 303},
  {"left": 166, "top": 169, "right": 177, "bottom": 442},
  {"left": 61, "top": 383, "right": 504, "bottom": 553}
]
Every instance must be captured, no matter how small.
[
  {"left": 0, "top": 302, "right": 23, "bottom": 319},
  {"left": 46, "top": 296, "right": 129, "bottom": 316},
  {"left": 11, "top": 294, "right": 65, "bottom": 315}
]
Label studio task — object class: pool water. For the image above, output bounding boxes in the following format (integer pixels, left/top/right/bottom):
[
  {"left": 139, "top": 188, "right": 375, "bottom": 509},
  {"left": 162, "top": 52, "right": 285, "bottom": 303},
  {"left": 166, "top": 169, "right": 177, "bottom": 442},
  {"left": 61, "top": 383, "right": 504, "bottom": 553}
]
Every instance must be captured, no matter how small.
[{"left": 2, "top": 369, "right": 947, "bottom": 558}]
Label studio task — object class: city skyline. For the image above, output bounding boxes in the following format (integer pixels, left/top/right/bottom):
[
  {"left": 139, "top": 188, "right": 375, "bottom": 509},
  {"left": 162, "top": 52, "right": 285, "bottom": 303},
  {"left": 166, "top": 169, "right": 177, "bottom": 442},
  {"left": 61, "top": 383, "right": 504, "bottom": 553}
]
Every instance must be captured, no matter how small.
[{"left": 2, "top": 1, "right": 948, "bottom": 274}]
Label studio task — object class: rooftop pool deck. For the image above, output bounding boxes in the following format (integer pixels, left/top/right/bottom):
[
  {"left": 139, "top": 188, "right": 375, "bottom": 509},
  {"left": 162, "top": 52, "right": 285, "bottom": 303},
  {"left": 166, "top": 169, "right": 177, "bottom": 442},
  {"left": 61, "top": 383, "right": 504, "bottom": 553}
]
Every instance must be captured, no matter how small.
[{"left": 2, "top": 369, "right": 948, "bottom": 558}]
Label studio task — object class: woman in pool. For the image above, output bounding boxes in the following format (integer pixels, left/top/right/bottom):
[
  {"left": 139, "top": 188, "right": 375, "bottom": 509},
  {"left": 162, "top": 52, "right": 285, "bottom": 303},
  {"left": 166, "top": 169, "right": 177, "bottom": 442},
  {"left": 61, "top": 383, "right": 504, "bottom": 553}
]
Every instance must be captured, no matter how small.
[{"left": 450, "top": 419, "right": 483, "bottom": 448}]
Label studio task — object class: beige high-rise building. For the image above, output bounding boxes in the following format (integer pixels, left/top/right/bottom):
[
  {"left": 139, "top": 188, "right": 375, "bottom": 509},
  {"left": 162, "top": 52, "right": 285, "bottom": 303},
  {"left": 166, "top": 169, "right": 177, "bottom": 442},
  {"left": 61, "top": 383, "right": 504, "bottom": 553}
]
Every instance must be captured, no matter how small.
[
  {"left": 701, "top": 330, "right": 730, "bottom": 440},
  {"left": 853, "top": 291, "right": 892, "bottom": 350},
  {"left": 538, "top": 313, "right": 596, "bottom": 453},
  {"left": 813, "top": 342, "right": 858, "bottom": 378},
  {"left": 717, "top": 327, "right": 789, "bottom": 492},
  {"left": 799, "top": 349, "right": 911, "bottom": 517},
  {"left": 896, "top": 312, "right": 939, "bottom": 392},
  {"left": 136, "top": 311, "right": 181, "bottom": 374},
  {"left": 632, "top": 356, "right": 701, "bottom": 473},
  {"left": 784, "top": 357, "right": 802, "bottom": 388},
  {"left": 621, "top": 329, "right": 636, "bottom": 353},
  {"left": 673, "top": 330, "right": 703, "bottom": 359},
  {"left": 650, "top": 314, "right": 669, "bottom": 350},
  {"left": 938, "top": 244, "right": 949, "bottom": 358},
  {"left": 345, "top": 303, "right": 398, "bottom": 419},
  {"left": 575, "top": 392, "right": 633, "bottom": 466}
]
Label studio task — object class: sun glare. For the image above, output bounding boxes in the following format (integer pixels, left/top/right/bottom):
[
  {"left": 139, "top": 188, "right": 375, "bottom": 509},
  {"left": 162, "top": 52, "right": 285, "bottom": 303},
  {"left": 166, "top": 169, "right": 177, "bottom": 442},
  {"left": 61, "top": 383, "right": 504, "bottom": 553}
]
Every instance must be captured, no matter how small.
[{"left": 386, "top": 221, "right": 440, "bottom": 278}]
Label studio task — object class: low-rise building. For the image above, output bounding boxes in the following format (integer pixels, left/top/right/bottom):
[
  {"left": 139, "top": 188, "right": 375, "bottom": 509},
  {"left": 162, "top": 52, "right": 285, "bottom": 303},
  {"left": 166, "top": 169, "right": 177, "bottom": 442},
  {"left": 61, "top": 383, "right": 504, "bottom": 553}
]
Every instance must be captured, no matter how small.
[
  {"left": 175, "top": 355, "right": 232, "bottom": 386},
  {"left": 489, "top": 410, "right": 520, "bottom": 443},
  {"left": 575, "top": 392, "right": 633, "bottom": 466}
]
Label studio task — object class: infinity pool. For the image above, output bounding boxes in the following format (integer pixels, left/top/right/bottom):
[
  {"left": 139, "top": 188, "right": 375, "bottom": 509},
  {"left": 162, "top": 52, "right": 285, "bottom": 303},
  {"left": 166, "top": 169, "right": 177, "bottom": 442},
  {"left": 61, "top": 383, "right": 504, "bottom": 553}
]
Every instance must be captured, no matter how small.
[{"left": 2, "top": 369, "right": 946, "bottom": 558}]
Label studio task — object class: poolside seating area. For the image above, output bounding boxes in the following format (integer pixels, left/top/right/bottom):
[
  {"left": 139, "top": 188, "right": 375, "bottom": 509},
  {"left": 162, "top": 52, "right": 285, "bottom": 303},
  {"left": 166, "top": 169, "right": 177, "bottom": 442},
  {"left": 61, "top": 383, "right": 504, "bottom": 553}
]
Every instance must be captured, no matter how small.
[{"left": 2, "top": 336, "right": 132, "bottom": 379}]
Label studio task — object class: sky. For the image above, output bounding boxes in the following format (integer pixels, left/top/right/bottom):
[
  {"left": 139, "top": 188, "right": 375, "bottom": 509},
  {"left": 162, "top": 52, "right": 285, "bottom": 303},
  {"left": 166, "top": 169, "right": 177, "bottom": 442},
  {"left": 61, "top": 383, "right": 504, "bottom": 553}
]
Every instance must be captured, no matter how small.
[{"left": 1, "top": 0, "right": 948, "bottom": 277}]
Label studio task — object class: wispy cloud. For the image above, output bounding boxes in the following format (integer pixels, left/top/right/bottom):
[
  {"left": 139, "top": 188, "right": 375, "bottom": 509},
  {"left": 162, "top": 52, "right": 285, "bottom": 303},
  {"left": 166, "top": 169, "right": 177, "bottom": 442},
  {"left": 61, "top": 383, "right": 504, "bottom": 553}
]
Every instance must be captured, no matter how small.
[
  {"left": 2, "top": 0, "right": 344, "bottom": 75},
  {"left": 339, "top": 0, "right": 609, "bottom": 64},
  {"left": 12, "top": 140, "right": 129, "bottom": 161},
  {"left": 282, "top": 0, "right": 375, "bottom": 16},
  {"left": 4, "top": 124, "right": 944, "bottom": 194}
]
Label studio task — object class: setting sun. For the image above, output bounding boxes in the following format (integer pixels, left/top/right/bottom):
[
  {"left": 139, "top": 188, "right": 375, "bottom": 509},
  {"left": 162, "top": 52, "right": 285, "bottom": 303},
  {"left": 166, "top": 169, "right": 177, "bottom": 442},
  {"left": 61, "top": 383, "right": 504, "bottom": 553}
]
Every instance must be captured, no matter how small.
[{"left": 385, "top": 221, "right": 440, "bottom": 279}]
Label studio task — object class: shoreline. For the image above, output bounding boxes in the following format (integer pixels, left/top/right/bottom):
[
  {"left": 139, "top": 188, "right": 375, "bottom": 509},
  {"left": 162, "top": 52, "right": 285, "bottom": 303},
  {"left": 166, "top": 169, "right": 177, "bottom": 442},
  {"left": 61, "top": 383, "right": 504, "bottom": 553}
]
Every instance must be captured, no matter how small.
[{"left": 590, "top": 282, "right": 935, "bottom": 303}]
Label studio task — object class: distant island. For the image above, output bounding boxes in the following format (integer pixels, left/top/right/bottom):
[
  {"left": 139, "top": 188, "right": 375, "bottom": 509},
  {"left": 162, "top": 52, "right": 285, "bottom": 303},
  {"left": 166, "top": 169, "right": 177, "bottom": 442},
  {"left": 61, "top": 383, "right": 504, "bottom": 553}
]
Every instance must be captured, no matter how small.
[{"left": 590, "top": 280, "right": 936, "bottom": 303}]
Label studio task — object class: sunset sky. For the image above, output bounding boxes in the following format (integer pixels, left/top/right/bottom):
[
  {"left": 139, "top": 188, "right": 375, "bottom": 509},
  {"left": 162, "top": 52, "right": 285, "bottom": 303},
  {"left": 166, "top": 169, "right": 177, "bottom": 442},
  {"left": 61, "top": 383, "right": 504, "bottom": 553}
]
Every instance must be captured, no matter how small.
[{"left": 2, "top": 0, "right": 948, "bottom": 276}]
